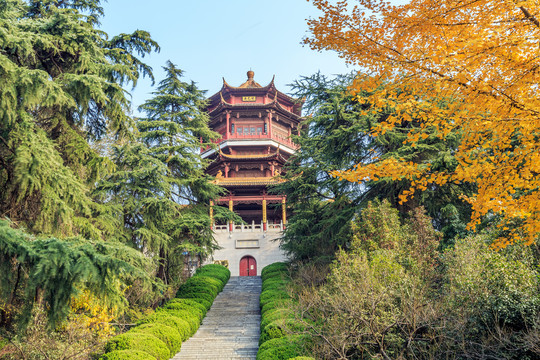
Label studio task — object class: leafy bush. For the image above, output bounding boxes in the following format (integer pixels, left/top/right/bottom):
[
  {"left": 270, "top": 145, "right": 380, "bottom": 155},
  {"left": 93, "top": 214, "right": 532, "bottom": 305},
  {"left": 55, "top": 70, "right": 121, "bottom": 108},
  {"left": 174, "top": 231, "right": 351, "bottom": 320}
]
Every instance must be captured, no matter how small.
[
  {"left": 162, "top": 302, "right": 204, "bottom": 321},
  {"left": 262, "top": 278, "right": 291, "bottom": 292},
  {"left": 130, "top": 323, "right": 182, "bottom": 353},
  {"left": 261, "top": 308, "right": 294, "bottom": 330},
  {"left": 261, "top": 299, "right": 289, "bottom": 316},
  {"left": 100, "top": 349, "right": 157, "bottom": 360},
  {"left": 156, "top": 308, "right": 199, "bottom": 335},
  {"left": 261, "top": 262, "right": 288, "bottom": 278},
  {"left": 176, "top": 283, "right": 217, "bottom": 298},
  {"left": 195, "top": 264, "right": 231, "bottom": 283},
  {"left": 137, "top": 313, "right": 191, "bottom": 341},
  {"left": 257, "top": 336, "right": 310, "bottom": 360},
  {"left": 166, "top": 298, "right": 208, "bottom": 317},
  {"left": 175, "top": 291, "right": 214, "bottom": 306},
  {"left": 174, "top": 295, "right": 212, "bottom": 311},
  {"left": 260, "top": 290, "right": 291, "bottom": 307},
  {"left": 260, "top": 319, "right": 306, "bottom": 345},
  {"left": 104, "top": 332, "right": 170, "bottom": 360}
]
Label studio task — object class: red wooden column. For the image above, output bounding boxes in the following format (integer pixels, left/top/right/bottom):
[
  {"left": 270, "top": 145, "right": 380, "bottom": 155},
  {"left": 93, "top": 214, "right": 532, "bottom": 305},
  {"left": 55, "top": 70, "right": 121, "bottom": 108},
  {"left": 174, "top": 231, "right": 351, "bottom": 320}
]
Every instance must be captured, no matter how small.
[
  {"left": 225, "top": 111, "right": 231, "bottom": 139},
  {"left": 282, "top": 196, "right": 287, "bottom": 229},
  {"left": 209, "top": 200, "right": 214, "bottom": 229},
  {"left": 262, "top": 197, "right": 267, "bottom": 231},
  {"left": 229, "top": 198, "right": 233, "bottom": 232},
  {"left": 267, "top": 111, "right": 273, "bottom": 138}
]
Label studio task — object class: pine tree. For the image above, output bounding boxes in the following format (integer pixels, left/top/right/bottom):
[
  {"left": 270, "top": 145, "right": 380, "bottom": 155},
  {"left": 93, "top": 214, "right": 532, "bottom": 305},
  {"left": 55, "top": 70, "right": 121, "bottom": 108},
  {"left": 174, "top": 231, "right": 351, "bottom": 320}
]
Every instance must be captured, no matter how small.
[
  {"left": 99, "top": 62, "right": 226, "bottom": 284},
  {"left": 0, "top": 0, "right": 158, "bottom": 238}
]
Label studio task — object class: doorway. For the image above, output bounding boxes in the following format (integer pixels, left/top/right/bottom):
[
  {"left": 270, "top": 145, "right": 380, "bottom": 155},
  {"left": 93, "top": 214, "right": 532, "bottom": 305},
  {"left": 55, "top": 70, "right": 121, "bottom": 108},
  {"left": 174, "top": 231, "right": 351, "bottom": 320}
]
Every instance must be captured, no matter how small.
[{"left": 239, "top": 256, "right": 257, "bottom": 276}]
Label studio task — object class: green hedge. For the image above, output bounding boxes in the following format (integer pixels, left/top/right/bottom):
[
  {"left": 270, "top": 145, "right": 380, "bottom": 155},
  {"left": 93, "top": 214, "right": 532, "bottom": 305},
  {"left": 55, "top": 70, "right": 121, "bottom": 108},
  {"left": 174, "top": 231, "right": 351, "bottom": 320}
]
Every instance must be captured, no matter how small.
[
  {"left": 258, "top": 263, "right": 314, "bottom": 360},
  {"left": 100, "top": 350, "right": 157, "bottom": 360},
  {"left": 175, "top": 291, "right": 215, "bottom": 307},
  {"left": 156, "top": 308, "right": 200, "bottom": 336},
  {"left": 260, "top": 319, "right": 307, "bottom": 345},
  {"left": 130, "top": 323, "right": 182, "bottom": 353},
  {"left": 262, "top": 278, "right": 291, "bottom": 292},
  {"left": 162, "top": 302, "right": 204, "bottom": 321},
  {"left": 260, "top": 289, "right": 291, "bottom": 307},
  {"left": 261, "top": 262, "right": 288, "bottom": 278},
  {"left": 104, "top": 332, "right": 170, "bottom": 360},
  {"left": 101, "top": 264, "right": 230, "bottom": 360},
  {"left": 261, "top": 299, "right": 290, "bottom": 316},
  {"left": 261, "top": 308, "right": 293, "bottom": 330},
  {"left": 257, "top": 336, "right": 310, "bottom": 360},
  {"left": 166, "top": 298, "right": 208, "bottom": 317},
  {"left": 137, "top": 313, "right": 191, "bottom": 341}
]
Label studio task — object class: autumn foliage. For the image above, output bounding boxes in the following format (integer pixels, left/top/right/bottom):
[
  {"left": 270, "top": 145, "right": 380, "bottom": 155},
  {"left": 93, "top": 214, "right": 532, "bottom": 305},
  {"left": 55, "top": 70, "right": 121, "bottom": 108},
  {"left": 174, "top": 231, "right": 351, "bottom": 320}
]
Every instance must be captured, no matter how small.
[{"left": 306, "top": 0, "right": 540, "bottom": 248}]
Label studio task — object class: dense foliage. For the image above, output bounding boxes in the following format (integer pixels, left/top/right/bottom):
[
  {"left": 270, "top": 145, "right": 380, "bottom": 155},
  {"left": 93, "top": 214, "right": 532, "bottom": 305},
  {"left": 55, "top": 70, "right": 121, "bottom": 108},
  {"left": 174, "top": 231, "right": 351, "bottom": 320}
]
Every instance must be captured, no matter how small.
[
  {"left": 0, "top": 0, "right": 158, "bottom": 239},
  {"left": 306, "top": 0, "right": 540, "bottom": 248},
  {"left": 275, "top": 73, "right": 472, "bottom": 263},
  {"left": 0, "top": 1, "right": 229, "bottom": 358},
  {"left": 293, "top": 201, "right": 540, "bottom": 359}
]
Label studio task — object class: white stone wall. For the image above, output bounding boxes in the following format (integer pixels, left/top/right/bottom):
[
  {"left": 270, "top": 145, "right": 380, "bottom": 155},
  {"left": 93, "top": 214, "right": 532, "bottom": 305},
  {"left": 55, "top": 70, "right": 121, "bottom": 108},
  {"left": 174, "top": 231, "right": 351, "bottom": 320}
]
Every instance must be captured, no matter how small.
[{"left": 206, "top": 226, "right": 288, "bottom": 276}]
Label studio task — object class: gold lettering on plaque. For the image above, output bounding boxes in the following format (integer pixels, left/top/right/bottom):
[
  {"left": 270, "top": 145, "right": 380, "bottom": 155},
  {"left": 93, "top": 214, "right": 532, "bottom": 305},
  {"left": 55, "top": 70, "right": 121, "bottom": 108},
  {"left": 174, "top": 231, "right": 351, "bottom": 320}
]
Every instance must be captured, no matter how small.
[{"left": 242, "top": 96, "right": 256, "bottom": 102}]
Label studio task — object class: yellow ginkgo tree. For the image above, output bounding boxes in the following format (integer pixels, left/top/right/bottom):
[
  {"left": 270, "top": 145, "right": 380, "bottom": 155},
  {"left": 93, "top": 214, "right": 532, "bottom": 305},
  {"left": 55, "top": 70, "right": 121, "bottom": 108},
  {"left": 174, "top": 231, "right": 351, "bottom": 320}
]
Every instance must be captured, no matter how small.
[{"left": 306, "top": 0, "right": 540, "bottom": 248}]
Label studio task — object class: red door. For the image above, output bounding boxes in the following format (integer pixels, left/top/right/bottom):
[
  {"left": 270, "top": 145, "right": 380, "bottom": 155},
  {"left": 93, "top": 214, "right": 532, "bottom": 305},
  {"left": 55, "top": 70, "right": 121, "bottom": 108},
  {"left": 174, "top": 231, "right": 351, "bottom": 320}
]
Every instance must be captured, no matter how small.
[{"left": 239, "top": 256, "right": 257, "bottom": 276}]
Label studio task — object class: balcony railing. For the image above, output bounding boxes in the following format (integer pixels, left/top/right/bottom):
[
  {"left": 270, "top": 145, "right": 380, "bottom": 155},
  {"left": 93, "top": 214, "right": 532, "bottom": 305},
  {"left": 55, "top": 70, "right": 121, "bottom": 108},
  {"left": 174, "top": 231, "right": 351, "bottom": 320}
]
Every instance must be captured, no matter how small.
[
  {"left": 202, "top": 133, "right": 298, "bottom": 153},
  {"left": 213, "top": 220, "right": 284, "bottom": 233}
]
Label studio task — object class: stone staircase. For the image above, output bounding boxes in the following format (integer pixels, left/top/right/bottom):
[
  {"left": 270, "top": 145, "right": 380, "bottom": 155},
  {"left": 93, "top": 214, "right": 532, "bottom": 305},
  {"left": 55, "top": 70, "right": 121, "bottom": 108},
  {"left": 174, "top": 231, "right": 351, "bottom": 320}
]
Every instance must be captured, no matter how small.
[{"left": 172, "top": 276, "right": 262, "bottom": 360}]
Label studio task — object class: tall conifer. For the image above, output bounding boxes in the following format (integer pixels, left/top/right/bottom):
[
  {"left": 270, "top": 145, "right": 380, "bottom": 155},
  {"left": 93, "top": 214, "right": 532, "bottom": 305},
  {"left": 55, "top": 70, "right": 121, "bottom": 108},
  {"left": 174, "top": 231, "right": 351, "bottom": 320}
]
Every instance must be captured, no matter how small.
[{"left": 0, "top": 0, "right": 158, "bottom": 238}]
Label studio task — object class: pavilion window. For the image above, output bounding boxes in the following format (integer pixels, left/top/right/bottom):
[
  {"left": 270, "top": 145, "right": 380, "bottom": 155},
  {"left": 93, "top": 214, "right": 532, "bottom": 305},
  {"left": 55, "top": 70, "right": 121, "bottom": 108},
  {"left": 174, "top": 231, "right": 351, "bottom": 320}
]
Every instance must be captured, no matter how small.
[
  {"left": 257, "top": 127, "right": 262, "bottom": 135},
  {"left": 238, "top": 127, "right": 243, "bottom": 135}
]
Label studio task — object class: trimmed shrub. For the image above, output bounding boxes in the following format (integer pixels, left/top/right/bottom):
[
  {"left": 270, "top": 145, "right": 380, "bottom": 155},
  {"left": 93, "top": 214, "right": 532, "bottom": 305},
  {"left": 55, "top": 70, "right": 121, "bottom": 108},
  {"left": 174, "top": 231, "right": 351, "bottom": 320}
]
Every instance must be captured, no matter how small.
[
  {"left": 167, "top": 298, "right": 208, "bottom": 316},
  {"left": 157, "top": 308, "right": 200, "bottom": 335},
  {"left": 256, "top": 336, "right": 309, "bottom": 360},
  {"left": 195, "top": 264, "right": 231, "bottom": 283},
  {"left": 163, "top": 302, "right": 204, "bottom": 321},
  {"left": 260, "top": 319, "right": 307, "bottom": 345},
  {"left": 261, "top": 308, "right": 294, "bottom": 330},
  {"left": 174, "top": 295, "right": 213, "bottom": 311},
  {"left": 130, "top": 323, "right": 182, "bottom": 354},
  {"left": 261, "top": 262, "right": 288, "bottom": 278},
  {"left": 262, "top": 269, "right": 288, "bottom": 281},
  {"left": 260, "top": 290, "right": 291, "bottom": 307},
  {"left": 261, "top": 299, "right": 289, "bottom": 316},
  {"left": 176, "top": 291, "right": 214, "bottom": 306},
  {"left": 176, "top": 283, "right": 217, "bottom": 298},
  {"left": 262, "top": 278, "right": 291, "bottom": 292},
  {"left": 289, "top": 357, "right": 316, "bottom": 360},
  {"left": 137, "top": 313, "right": 191, "bottom": 341},
  {"left": 105, "top": 332, "right": 170, "bottom": 360},
  {"left": 99, "top": 350, "right": 157, "bottom": 360}
]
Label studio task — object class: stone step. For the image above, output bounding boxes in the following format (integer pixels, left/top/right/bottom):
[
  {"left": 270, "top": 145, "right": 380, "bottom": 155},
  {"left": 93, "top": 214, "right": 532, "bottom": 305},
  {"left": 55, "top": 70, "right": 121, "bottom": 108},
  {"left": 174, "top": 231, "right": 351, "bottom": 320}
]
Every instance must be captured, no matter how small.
[{"left": 171, "top": 276, "right": 262, "bottom": 360}]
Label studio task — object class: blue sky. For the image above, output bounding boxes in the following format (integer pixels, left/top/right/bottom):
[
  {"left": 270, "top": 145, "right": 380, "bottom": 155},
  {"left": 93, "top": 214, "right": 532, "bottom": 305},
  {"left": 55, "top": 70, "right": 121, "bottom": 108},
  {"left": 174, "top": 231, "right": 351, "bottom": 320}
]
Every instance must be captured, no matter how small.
[{"left": 99, "top": 1, "right": 355, "bottom": 114}]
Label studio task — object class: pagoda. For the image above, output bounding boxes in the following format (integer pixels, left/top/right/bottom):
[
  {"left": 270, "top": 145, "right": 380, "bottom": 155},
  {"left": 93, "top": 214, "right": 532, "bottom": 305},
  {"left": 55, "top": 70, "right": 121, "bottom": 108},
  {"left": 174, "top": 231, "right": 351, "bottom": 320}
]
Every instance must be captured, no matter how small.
[{"left": 203, "top": 71, "right": 302, "bottom": 276}]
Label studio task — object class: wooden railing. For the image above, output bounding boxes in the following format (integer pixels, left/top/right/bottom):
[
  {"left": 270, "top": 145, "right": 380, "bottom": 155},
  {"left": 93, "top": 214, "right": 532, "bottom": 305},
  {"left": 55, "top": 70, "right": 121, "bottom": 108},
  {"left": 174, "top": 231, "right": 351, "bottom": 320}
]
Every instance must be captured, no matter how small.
[
  {"left": 212, "top": 221, "right": 284, "bottom": 233},
  {"left": 202, "top": 133, "right": 298, "bottom": 153}
]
